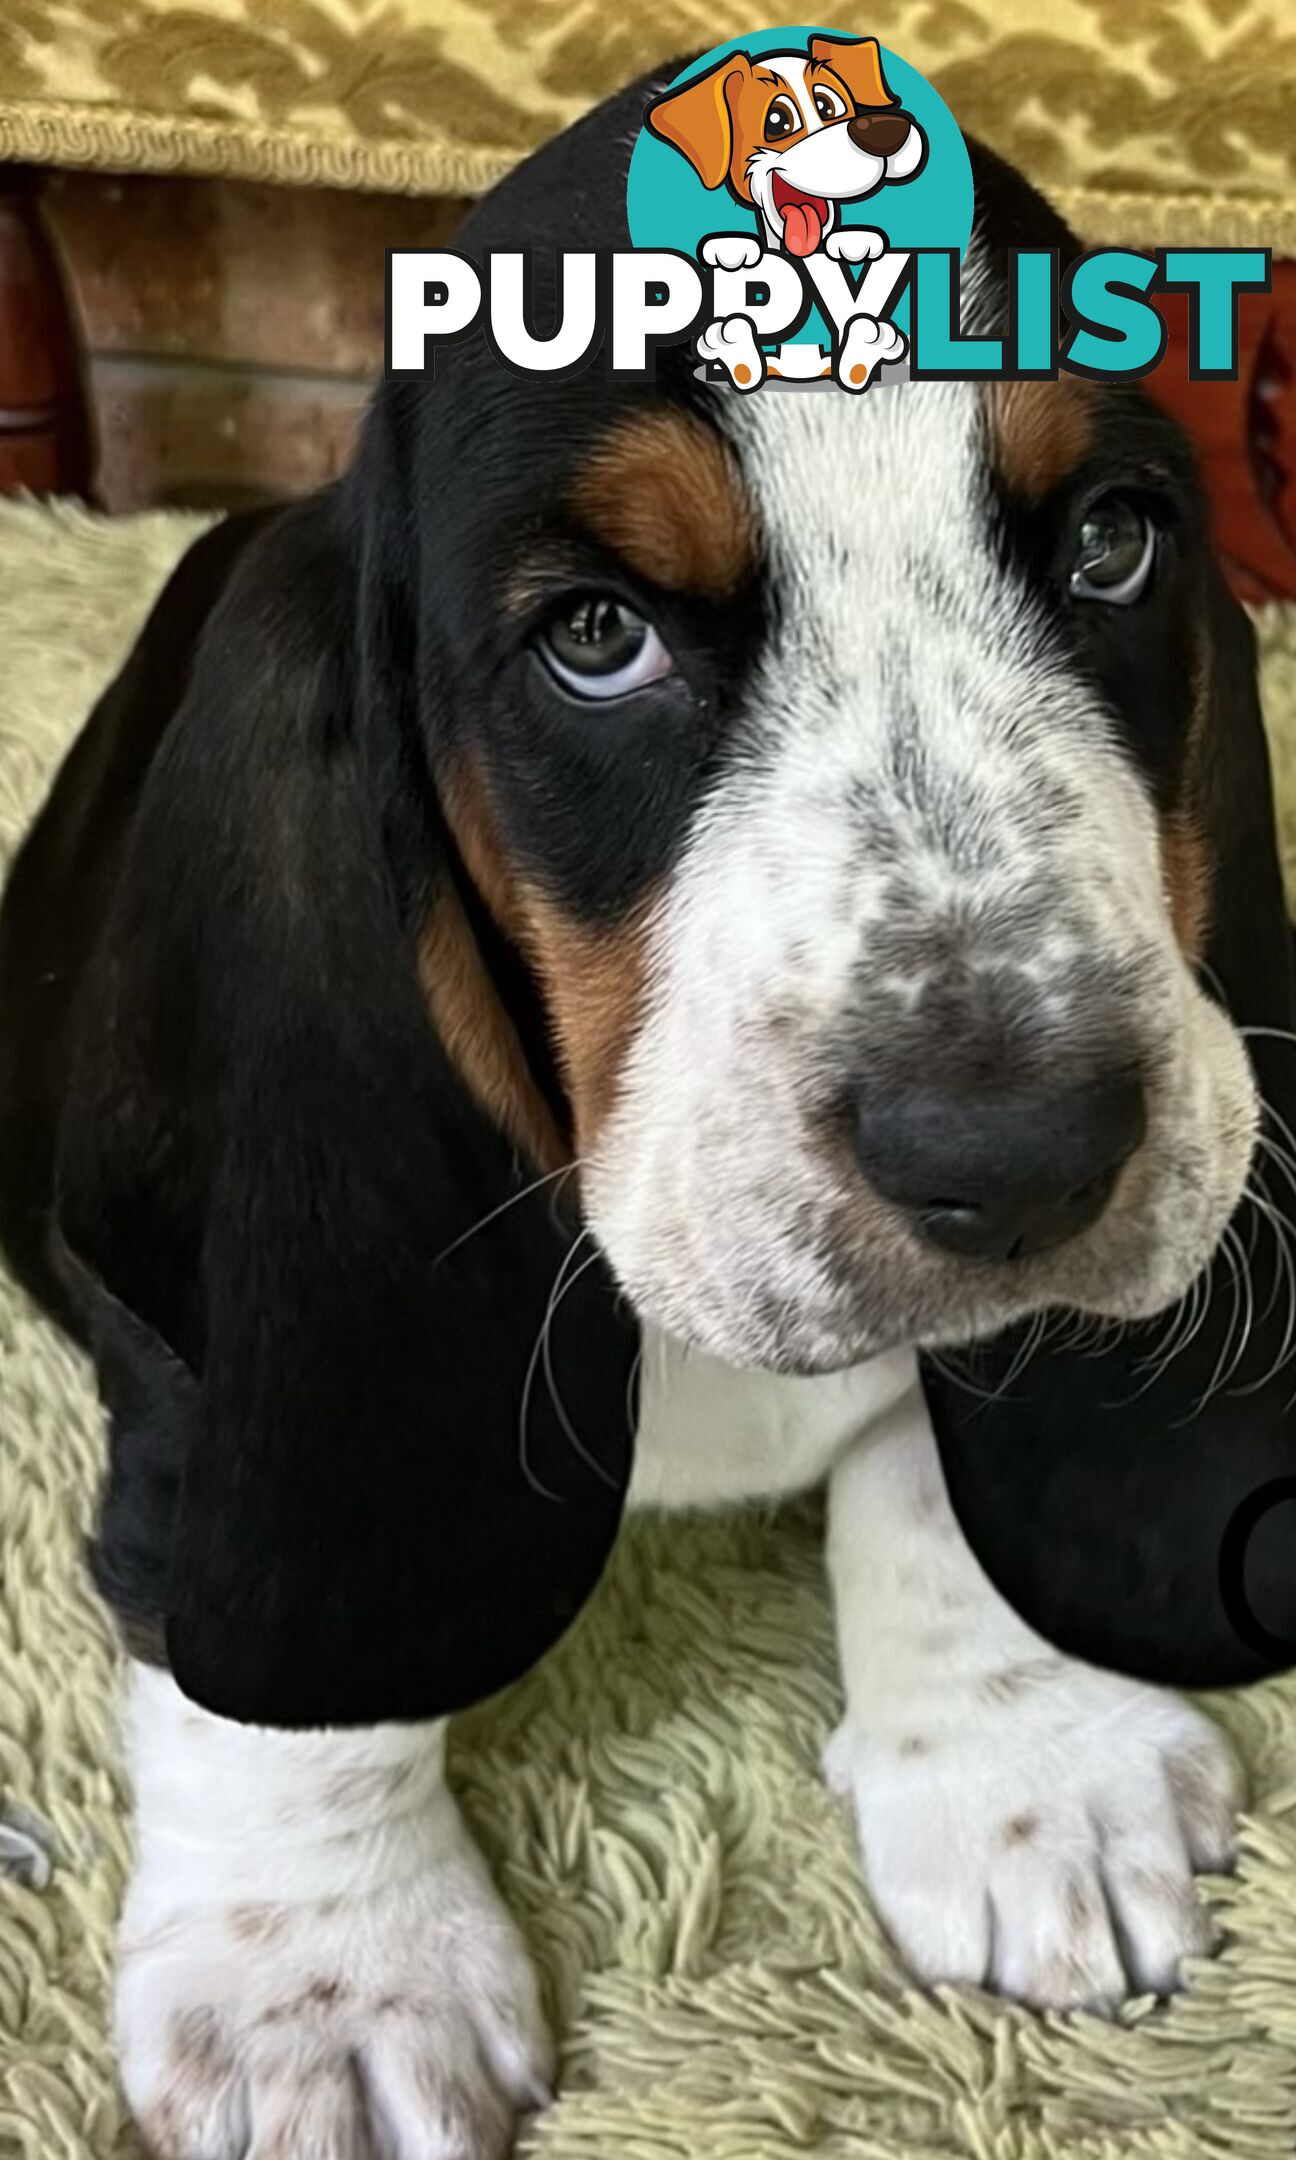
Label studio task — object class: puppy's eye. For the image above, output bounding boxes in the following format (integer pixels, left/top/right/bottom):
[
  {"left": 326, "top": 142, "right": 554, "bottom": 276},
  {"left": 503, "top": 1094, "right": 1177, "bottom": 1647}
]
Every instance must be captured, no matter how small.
[
  {"left": 536, "top": 597, "right": 674, "bottom": 701},
  {"left": 813, "top": 87, "right": 846, "bottom": 122},
  {"left": 765, "top": 96, "right": 799, "bottom": 141},
  {"left": 1070, "top": 495, "right": 1156, "bottom": 606}
]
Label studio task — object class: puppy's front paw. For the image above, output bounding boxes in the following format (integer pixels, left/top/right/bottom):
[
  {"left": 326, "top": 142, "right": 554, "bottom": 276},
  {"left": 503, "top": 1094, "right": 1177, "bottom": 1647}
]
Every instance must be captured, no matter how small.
[
  {"left": 826, "top": 1673, "right": 1241, "bottom": 2011},
  {"left": 117, "top": 1852, "right": 552, "bottom": 2158}
]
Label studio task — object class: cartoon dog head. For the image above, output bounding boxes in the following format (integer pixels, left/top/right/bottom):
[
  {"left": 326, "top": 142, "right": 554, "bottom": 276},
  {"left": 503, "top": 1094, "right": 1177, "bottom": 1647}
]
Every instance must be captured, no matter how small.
[{"left": 645, "top": 35, "right": 927, "bottom": 258}]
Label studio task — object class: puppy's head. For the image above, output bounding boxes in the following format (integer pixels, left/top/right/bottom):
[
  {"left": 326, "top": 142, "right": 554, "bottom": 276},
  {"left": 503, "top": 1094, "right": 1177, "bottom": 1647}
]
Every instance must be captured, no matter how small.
[
  {"left": 369, "top": 92, "right": 1281, "bottom": 1382},
  {"left": 646, "top": 37, "right": 925, "bottom": 253}
]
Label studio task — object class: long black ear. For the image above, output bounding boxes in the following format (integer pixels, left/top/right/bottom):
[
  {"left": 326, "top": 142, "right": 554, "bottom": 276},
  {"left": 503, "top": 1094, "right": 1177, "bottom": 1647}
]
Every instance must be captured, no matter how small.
[
  {"left": 924, "top": 562, "right": 1296, "bottom": 1687},
  {"left": 55, "top": 482, "right": 637, "bottom": 1729}
]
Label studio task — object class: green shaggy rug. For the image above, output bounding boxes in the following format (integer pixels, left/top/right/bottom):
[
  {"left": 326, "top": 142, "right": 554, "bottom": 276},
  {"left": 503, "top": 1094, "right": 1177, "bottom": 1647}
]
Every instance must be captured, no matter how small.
[{"left": 3, "top": 498, "right": 1296, "bottom": 2160}]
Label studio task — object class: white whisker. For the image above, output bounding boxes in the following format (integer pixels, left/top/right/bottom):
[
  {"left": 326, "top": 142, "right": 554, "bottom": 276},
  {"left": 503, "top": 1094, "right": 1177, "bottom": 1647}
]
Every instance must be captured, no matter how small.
[{"left": 435, "top": 1160, "right": 582, "bottom": 1266}]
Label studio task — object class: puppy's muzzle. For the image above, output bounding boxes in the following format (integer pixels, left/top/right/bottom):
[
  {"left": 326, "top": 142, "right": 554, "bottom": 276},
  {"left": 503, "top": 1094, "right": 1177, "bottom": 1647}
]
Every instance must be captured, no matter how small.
[
  {"left": 854, "top": 1071, "right": 1147, "bottom": 1263},
  {"left": 846, "top": 110, "right": 916, "bottom": 159}
]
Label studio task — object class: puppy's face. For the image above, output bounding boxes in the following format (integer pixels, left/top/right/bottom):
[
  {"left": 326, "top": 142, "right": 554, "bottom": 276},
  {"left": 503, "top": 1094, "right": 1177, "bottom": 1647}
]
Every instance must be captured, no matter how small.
[{"left": 412, "top": 248, "right": 1258, "bottom": 1376}]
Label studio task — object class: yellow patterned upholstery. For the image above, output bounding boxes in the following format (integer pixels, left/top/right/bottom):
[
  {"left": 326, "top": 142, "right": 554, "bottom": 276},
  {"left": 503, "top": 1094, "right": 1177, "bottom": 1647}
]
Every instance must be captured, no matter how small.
[{"left": 0, "top": 0, "right": 1291, "bottom": 248}]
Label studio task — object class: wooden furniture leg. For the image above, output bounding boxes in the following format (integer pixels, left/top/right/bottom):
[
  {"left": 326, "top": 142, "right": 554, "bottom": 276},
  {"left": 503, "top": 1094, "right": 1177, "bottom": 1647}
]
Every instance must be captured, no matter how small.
[{"left": 0, "top": 165, "right": 94, "bottom": 498}]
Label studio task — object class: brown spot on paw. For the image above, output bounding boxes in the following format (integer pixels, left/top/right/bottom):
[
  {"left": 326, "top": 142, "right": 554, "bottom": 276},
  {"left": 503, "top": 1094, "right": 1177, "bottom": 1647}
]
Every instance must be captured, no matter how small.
[
  {"left": 898, "top": 1733, "right": 932, "bottom": 1758},
  {"left": 1001, "top": 1811, "right": 1040, "bottom": 1847},
  {"left": 227, "top": 1902, "right": 291, "bottom": 1946},
  {"left": 264, "top": 1977, "right": 349, "bottom": 2023},
  {"left": 168, "top": 2005, "right": 226, "bottom": 2079},
  {"left": 1063, "top": 1875, "right": 1105, "bottom": 1936},
  {"left": 980, "top": 1657, "right": 1063, "bottom": 1703}
]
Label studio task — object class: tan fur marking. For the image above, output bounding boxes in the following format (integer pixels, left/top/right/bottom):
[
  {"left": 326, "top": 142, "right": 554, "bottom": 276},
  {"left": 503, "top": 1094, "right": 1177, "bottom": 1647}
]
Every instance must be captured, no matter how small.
[
  {"left": 572, "top": 411, "right": 757, "bottom": 599},
  {"left": 416, "top": 880, "right": 567, "bottom": 1174},
  {"left": 985, "top": 379, "right": 1094, "bottom": 501},
  {"left": 440, "top": 758, "right": 655, "bottom": 1153},
  {"left": 1158, "top": 643, "right": 1217, "bottom": 963},
  {"left": 523, "top": 894, "right": 654, "bottom": 1154},
  {"left": 1160, "top": 807, "right": 1212, "bottom": 962}
]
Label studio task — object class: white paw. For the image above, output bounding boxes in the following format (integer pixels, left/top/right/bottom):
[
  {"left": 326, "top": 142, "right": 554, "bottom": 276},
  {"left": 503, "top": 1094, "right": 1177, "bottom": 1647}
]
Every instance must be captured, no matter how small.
[
  {"left": 116, "top": 1848, "right": 552, "bottom": 2158},
  {"left": 826, "top": 1670, "right": 1241, "bottom": 2011},
  {"left": 834, "top": 314, "right": 906, "bottom": 391},
  {"left": 696, "top": 315, "right": 765, "bottom": 392},
  {"left": 825, "top": 227, "right": 887, "bottom": 265},
  {"left": 700, "top": 233, "right": 764, "bottom": 272}
]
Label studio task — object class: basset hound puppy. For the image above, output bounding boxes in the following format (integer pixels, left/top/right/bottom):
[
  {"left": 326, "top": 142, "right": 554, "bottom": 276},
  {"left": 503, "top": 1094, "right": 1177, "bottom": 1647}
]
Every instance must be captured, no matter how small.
[{"left": 2, "top": 60, "right": 1294, "bottom": 2160}]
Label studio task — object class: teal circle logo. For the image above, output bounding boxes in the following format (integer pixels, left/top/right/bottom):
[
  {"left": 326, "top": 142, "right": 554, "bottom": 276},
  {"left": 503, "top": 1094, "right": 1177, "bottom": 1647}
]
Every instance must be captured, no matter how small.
[{"left": 626, "top": 27, "right": 973, "bottom": 360}]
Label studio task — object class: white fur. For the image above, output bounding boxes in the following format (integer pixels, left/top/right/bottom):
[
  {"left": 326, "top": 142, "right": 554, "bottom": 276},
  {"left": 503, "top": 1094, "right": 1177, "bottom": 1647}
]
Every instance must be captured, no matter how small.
[
  {"left": 630, "top": 1326, "right": 914, "bottom": 1509},
  {"left": 117, "top": 1665, "right": 551, "bottom": 2160},
  {"left": 823, "top": 1379, "right": 1241, "bottom": 2006}
]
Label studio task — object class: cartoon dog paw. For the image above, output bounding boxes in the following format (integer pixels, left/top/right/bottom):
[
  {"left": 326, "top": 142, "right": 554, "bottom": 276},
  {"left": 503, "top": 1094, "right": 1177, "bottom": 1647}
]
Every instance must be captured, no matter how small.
[
  {"left": 834, "top": 314, "right": 906, "bottom": 391},
  {"left": 825, "top": 228, "right": 888, "bottom": 265},
  {"left": 700, "top": 234, "right": 765, "bottom": 272},
  {"left": 697, "top": 315, "right": 766, "bottom": 391}
]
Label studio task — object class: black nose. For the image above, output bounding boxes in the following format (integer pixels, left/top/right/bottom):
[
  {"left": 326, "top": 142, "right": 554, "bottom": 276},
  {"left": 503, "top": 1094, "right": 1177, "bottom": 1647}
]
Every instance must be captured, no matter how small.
[
  {"left": 846, "top": 109, "right": 914, "bottom": 158},
  {"left": 855, "top": 1073, "right": 1146, "bottom": 1262}
]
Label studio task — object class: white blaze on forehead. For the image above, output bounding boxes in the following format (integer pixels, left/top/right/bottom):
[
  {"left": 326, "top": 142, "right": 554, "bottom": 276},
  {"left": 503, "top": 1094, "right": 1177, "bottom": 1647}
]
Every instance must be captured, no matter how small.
[{"left": 705, "top": 378, "right": 1164, "bottom": 959}]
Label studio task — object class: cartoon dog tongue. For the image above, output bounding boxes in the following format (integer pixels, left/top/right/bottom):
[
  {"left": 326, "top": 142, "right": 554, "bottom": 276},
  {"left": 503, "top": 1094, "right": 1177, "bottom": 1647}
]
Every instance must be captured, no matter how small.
[
  {"left": 774, "top": 181, "right": 829, "bottom": 258},
  {"left": 782, "top": 199, "right": 824, "bottom": 256}
]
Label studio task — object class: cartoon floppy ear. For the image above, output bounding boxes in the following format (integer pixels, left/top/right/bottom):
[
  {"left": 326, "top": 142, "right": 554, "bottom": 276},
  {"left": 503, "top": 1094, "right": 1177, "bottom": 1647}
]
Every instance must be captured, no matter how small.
[
  {"left": 807, "top": 34, "right": 897, "bottom": 110},
  {"left": 645, "top": 53, "right": 751, "bottom": 191},
  {"left": 53, "top": 480, "right": 638, "bottom": 1730},
  {"left": 925, "top": 552, "right": 1296, "bottom": 1688}
]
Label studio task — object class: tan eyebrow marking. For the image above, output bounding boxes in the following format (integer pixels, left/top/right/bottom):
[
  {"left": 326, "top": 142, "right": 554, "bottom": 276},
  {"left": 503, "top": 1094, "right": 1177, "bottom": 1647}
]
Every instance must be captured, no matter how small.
[
  {"left": 984, "top": 378, "right": 1095, "bottom": 501},
  {"left": 571, "top": 409, "right": 758, "bottom": 599}
]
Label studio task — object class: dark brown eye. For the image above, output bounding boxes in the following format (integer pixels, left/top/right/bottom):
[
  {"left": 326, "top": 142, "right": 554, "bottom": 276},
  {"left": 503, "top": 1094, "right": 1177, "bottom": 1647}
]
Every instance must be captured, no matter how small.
[
  {"left": 1070, "top": 495, "right": 1156, "bottom": 606},
  {"left": 813, "top": 87, "right": 846, "bottom": 122},
  {"left": 764, "top": 96, "right": 799, "bottom": 142},
  {"left": 536, "top": 596, "right": 672, "bottom": 701}
]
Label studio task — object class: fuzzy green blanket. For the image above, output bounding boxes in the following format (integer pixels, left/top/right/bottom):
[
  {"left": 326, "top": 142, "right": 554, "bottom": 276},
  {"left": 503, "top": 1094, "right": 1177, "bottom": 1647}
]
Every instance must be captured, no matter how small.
[{"left": 3, "top": 499, "right": 1296, "bottom": 2160}]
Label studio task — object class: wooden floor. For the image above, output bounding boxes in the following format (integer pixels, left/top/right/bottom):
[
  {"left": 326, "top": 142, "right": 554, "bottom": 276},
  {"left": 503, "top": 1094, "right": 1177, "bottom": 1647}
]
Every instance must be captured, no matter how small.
[{"left": 1, "top": 164, "right": 1294, "bottom": 604}]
